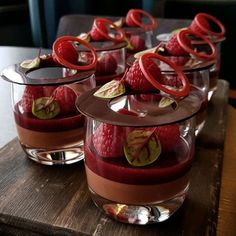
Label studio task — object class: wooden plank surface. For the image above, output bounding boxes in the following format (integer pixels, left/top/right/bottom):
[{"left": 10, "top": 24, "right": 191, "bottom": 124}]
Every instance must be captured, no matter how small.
[{"left": 0, "top": 80, "right": 229, "bottom": 236}]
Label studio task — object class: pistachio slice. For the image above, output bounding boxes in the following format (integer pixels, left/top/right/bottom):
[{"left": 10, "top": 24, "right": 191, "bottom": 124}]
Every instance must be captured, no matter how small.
[
  {"left": 124, "top": 129, "right": 161, "bottom": 167},
  {"left": 125, "top": 38, "right": 134, "bottom": 51},
  {"left": 32, "top": 97, "right": 60, "bottom": 119},
  {"left": 94, "top": 80, "right": 125, "bottom": 98},
  {"left": 159, "top": 97, "right": 174, "bottom": 108},
  {"left": 20, "top": 57, "right": 40, "bottom": 69}
]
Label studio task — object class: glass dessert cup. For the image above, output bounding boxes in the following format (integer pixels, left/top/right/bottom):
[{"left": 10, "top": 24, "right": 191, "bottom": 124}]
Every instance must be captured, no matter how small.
[
  {"left": 191, "top": 37, "right": 225, "bottom": 101},
  {"left": 113, "top": 9, "right": 157, "bottom": 56},
  {"left": 76, "top": 87, "right": 201, "bottom": 224},
  {"left": 78, "top": 17, "right": 127, "bottom": 86},
  {"left": 80, "top": 41, "right": 127, "bottom": 86},
  {"left": 159, "top": 56, "right": 210, "bottom": 136},
  {"left": 127, "top": 53, "right": 212, "bottom": 136},
  {"left": 1, "top": 36, "right": 97, "bottom": 165}
]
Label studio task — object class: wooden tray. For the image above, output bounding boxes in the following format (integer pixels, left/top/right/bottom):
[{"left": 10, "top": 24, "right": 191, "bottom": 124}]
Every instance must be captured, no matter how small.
[{"left": 0, "top": 80, "right": 229, "bottom": 236}]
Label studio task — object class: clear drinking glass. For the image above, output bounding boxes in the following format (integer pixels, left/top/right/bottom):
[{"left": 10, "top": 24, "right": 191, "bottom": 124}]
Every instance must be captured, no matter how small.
[
  {"left": 76, "top": 87, "right": 201, "bottom": 224},
  {"left": 1, "top": 36, "right": 97, "bottom": 165}
]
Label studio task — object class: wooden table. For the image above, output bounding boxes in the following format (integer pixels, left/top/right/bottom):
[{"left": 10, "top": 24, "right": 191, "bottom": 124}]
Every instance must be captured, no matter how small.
[{"left": 0, "top": 15, "right": 235, "bottom": 235}]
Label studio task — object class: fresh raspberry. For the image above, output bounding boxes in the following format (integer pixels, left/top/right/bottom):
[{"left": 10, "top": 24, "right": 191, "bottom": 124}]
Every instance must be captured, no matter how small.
[
  {"left": 154, "top": 124, "right": 180, "bottom": 152},
  {"left": 20, "top": 86, "right": 44, "bottom": 113},
  {"left": 96, "top": 53, "right": 118, "bottom": 75},
  {"left": 190, "top": 17, "right": 210, "bottom": 35},
  {"left": 56, "top": 41, "right": 78, "bottom": 64},
  {"left": 53, "top": 86, "right": 77, "bottom": 115},
  {"left": 90, "top": 20, "right": 108, "bottom": 41},
  {"left": 125, "top": 58, "right": 162, "bottom": 92},
  {"left": 125, "top": 10, "right": 141, "bottom": 27},
  {"left": 93, "top": 123, "right": 125, "bottom": 158},
  {"left": 166, "top": 34, "right": 191, "bottom": 56},
  {"left": 129, "top": 35, "right": 146, "bottom": 52}
]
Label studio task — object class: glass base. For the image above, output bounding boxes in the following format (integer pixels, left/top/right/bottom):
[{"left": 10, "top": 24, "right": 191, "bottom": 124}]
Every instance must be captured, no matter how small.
[
  {"left": 89, "top": 184, "right": 189, "bottom": 224},
  {"left": 21, "top": 141, "right": 84, "bottom": 165}
]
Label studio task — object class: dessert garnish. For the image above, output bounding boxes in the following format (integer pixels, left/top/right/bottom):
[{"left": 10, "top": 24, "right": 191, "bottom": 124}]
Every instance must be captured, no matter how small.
[
  {"left": 126, "top": 53, "right": 190, "bottom": 97},
  {"left": 77, "top": 18, "right": 125, "bottom": 43},
  {"left": 93, "top": 79, "right": 125, "bottom": 99},
  {"left": 20, "top": 48, "right": 42, "bottom": 69},
  {"left": 94, "top": 53, "right": 190, "bottom": 98},
  {"left": 32, "top": 97, "right": 60, "bottom": 119},
  {"left": 114, "top": 9, "right": 157, "bottom": 32},
  {"left": 124, "top": 129, "right": 161, "bottom": 167},
  {"left": 53, "top": 36, "right": 97, "bottom": 70},
  {"left": 190, "top": 12, "right": 226, "bottom": 38}
]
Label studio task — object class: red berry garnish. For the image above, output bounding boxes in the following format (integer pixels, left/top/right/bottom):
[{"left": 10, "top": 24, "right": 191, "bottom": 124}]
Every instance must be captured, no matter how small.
[
  {"left": 96, "top": 53, "right": 118, "bottom": 75},
  {"left": 93, "top": 123, "right": 125, "bottom": 158},
  {"left": 53, "top": 86, "right": 77, "bottom": 115},
  {"left": 20, "top": 86, "right": 44, "bottom": 113},
  {"left": 126, "top": 9, "right": 142, "bottom": 27},
  {"left": 190, "top": 13, "right": 225, "bottom": 37},
  {"left": 154, "top": 124, "right": 180, "bottom": 152},
  {"left": 90, "top": 19, "right": 108, "bottom": 41},
  {"left": 166, "top": 34, "right": 191, "bottom": 56},
  {"left": 129, "top": 35, "right": 146, "bottom": 52},
  {"left": 125, "top": 9, "right": 157, "bottom": 31},
  {"left": 90, "top": 18, "right": 125, "bottom": 43},
  {"left": 125, "top": 57, "right": 162, "bottom": 92},
  {"left": 190, "top": 17, "right": 210, "bottom": 35},
  {"left": 54, "top": 41, "right": 78, "bottom": 64},
  {"left": 160, "top": 75, "right": 183, "bottom": 89}
]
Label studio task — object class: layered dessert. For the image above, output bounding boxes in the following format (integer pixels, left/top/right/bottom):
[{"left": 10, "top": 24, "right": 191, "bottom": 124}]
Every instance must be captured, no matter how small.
[
  {"left": 113, "top": 9, "right": 157, "bottom": 56},
  {"left": 2, "top": 36, "right": 97, "bottom": 165},
  {"left": 77, "top": 53, "right": 201, "bottom": 224},
  {"left": 133, "top": 29, "right": 214, "bottom": 135},
  {"left": 156, "top": 12, "right": 226, "bottom": 100},
  {"left": 78, "top": 18, "right": 127, "bottom": 85}
]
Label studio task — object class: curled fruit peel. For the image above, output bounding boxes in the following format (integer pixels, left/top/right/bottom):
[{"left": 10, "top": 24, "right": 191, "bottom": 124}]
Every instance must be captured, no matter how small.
[
  {"left": 53, "top": 36, "right": 97, "bottom": 70},
  {"left": 93, "top": 18, "right": 125, "bottom": 43},
  {"left": 129, "top": 9, "right": 157, "bottom": 31},
  {"left": 32, "top": 97, "right": 60, "bottom": 119},
  {"left": 124, "top": 129, "right": 161, "bottom": 167},
  {"left": 194, "top": 13, "right": 226, "bottom": 37},
  {"left": 177, "top": 28, "right": 217, "bottom": 60},
  {"left": 139, "top": 53, "right": 190, "bottom": 97}
]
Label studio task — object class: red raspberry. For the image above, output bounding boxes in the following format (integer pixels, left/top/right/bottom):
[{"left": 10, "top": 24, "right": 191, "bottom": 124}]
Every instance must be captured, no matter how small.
[
  {"left": 129, "top": 35, "right": 146, "bottom": 52},
  {"left": 125, "top": 58, "right": 162, "bottom": 92},
  {"left": 190, "top": 17, "right": 210, "bottom": 35},
  {"left": 168, "top": 56, "right": 189, "bottom": 67},
  {"left": 53, "top": 86, "right": 77, "bottom": 115},
  {"left": 93, "top": 123, "right": 125, "bottom": 158},
  {"left": 166, "top": 34, "right": 191, "bottom": 56},
  {"left": 126, "top": 10, "right": 141, "bottom": 27},
  {"left": 20, "top": 86, "right": 44, "bottom": 113},
  {"left": 90, "top": 20, "right": 108, "bottom": 41},
  {"left": 154, "top": 125, "right": 180, "bottom": 152},
  {"left": 96, "top": 53, "right": 118, "bottom": 75},
  {"left": 56, "top": 41, "right": 78, "bottom": 64}
]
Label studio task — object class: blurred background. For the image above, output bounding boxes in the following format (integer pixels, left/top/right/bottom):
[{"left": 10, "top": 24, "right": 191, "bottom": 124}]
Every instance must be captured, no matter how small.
[{"left": 0, "top": 0, "right": 235, "bottom": 106}]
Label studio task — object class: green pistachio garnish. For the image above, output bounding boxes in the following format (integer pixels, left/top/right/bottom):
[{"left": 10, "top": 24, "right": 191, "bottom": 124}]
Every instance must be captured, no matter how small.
[
  {"left": 32, "top": 97, "right": 60, "bottom": 119},
  {"left": 124, "top": 129, "right": 161, "bottom": 167}
]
